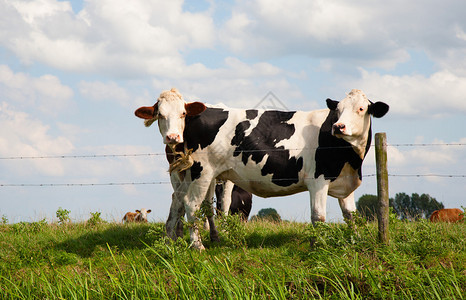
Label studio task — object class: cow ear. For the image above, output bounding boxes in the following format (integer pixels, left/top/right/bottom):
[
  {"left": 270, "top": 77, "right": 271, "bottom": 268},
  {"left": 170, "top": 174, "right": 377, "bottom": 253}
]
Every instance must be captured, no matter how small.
[
  {"left": 135, "top": 103, "right": 158, "bottom": 120},
  {"left": 136, "top": 210, "right": 141, "bottom": 213},
  {"left": 185, "top": 102, "right": 206, "bottom": 116},
  {"left": 147, "top": 209, "right": 152, "bottom": 213},
  {"left": 326, "top": 98, "right": 339, "bottom": 110},
  {"left": 368, "top": 101, "right": 389, "bottom": 118}
]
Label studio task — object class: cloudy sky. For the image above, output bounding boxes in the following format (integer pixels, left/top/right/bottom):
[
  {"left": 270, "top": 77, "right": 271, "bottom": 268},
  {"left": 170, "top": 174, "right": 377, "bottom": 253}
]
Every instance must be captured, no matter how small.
[{"left": 1, "top": 0, "right": 465, "bottom": 223}]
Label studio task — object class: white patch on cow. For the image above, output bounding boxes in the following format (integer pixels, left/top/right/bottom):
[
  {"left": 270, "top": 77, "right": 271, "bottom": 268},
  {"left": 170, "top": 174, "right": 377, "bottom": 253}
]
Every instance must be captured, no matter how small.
[
  {"left": 156, "top": 88, "right": 187, "bottom": 144},
  {"left": 243, "top": 110, "right": 263, "bottom": 137},
  {"left": 333, "top": 89, "right": 372, "bottom": 158},
  {"left": 276, "top": 111, "right": 313, "bottom": 155},
  {"left": 328, "top": 163, "right": 361, "bottom": 199}
]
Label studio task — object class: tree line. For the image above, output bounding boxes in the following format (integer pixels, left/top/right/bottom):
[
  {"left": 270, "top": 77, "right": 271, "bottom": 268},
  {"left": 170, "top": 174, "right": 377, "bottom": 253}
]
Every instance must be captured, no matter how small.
[
  {"left": 357, "top": 193, "right": 444, "bottom": 221},
  {"left": 249, "top": 193, "right": 444, "bottom": 222}
]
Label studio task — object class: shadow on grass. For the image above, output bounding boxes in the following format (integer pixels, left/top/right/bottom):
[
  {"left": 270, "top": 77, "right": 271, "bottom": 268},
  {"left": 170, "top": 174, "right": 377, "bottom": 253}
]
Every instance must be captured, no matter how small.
[
  {"left": 55, "top": 220, "right": 308, "bottom": 257},
  {"left": 55, "top": 223, "right": 154, "bottom": 258},
  {"left": 244, "top": 231, "right": 306, "bottom": 249}
]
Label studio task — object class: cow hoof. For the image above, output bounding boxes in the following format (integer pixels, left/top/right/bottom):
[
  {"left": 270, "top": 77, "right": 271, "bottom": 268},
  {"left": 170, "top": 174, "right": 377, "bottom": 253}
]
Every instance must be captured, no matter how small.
[
  {"left": 311, "top": 215, "right": 326, "bottom": 224},
  {"left": 191, "top": 241, "right": 206, "bottom": 251},
  {"left": 210, "top": 234, "right": 220, "bottom": 243}
]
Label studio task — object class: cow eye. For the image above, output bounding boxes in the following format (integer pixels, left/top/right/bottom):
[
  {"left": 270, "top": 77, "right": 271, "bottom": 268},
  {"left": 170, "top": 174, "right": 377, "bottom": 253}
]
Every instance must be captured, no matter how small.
[
  {"left": 181, "top": 112, "right": 186, "bottom": 118},
  {"left": 359, "top": 107, "right": 364, "bottom": 112}
]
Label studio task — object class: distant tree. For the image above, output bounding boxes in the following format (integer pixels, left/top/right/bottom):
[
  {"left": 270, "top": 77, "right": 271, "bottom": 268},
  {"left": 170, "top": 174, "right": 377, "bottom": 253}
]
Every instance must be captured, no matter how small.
[
  {"left": 252, "top": 208, "right": 282, "bottom": 222},
  {"left": 356, "top": 194, "right": 379, "bottom": 221},
  {"left": 392, "top": 193, "right": 443, "bottom": 220},
  {"left": 357, "top": 193, "right": 443, "bottom": 221}
]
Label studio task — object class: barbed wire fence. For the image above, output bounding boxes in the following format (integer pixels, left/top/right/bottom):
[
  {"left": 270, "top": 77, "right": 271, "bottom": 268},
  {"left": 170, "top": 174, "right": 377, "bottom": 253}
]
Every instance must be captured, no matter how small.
[
  {"left": 1, "top": 91, "right": 465, "bottom": 187},
  {"left": 0, "top": 142, "right": 465, "bottom": 187}
]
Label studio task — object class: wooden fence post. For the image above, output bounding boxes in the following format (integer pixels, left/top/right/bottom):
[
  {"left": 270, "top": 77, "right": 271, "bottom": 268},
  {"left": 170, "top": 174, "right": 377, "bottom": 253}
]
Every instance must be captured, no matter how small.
[{"left": 375, "top": 132, "right": 389, "bottom": 245}]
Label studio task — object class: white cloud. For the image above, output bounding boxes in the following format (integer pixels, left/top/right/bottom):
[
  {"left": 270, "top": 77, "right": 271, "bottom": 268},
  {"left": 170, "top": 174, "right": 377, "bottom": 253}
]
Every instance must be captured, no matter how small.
[
  {"left": 389, "top": 141, "right": 459, "bottom": 168},
  {"left": 0, "top": 102, "right": 168, "bottom": 182},
  {"left": 68, "top": 144, "right": 167, "bottom": 179},
  {"left": 221, "top": 11, "right": 253, "bottom": 52},
  {"left": 151, "top": 75, "right": 303, "bottom": 110},
  {"left": 2, "top": 0, "right": 466, "bottom": 79},
  {"left": 0, "top": 0, "right": 215, "bottom": 77},
  {"left": 435, "top": 47, "right": 466, "bottom": 77},
  {"left": 146, "top": 55, "right": 305, "bottom": 109},
  {"left": 387, "top": 139, "right": 466, "bottom": 185},
  {"left": 79, "top": 81, "right": 132, "bottom": 106},
  {"left": 350, "top": 69, "right": 466, "bottom": 117},
  {"left": 74, "top": 53, "right": 298, "bottom": 111},
  {"left": 0, "top": 102, "right": 74, "bottom": 176},
  {"left": 361, "top": 137, "right": 466, "bottom": 199},
  {"left": 0, "top": 65, "right": 74, "bottom": 116},
  {"left": 455, "top": 25, "right": 466, "bottom": 42},
  {"left": 10, "top": 0, "right": 72, "bottom": 24},
  {"left": 222, "top": 57, "right": 281, "bottom": 77},
  {"left": 219, "top": 0, "right": 407, "bottom": 67},
  {"left": 220, "top": 0, "right": 466, "bottom": 72}
]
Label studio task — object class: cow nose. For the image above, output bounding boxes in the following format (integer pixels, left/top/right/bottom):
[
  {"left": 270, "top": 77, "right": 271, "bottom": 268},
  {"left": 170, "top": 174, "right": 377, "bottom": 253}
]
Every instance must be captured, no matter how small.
[
  {"left": 333, "top": 123, "right": 346, "bottom": 134},
  {"left": 166, "top": 133, "right": 181, "bottom": 144}
]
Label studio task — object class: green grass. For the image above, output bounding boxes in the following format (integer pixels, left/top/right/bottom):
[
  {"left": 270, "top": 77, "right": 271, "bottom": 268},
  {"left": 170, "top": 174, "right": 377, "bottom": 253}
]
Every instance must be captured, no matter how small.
[{"left": 0, "top": 216, "right": 464, "bottom": 299}]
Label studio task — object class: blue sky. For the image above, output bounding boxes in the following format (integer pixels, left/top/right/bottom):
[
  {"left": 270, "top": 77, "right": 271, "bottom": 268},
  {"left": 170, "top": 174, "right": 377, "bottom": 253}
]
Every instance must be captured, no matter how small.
[{"left": 1, "top": 0, "right": 465, "bottom": 223}]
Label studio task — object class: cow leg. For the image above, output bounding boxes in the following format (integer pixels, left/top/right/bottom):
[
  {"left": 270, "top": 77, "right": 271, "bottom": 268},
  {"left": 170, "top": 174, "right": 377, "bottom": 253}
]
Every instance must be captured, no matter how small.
[
  {"left": 183, "top": 175, "right": 214, "bottom": 250},
  {"left": 308, "top": 177, "right": 329, "bottom": 224},
  {"left": 166, "top": 191, "right": 186, "bottom": 240},
  {"left": 221, "top": 180, "right": 234, "bottom": 215},
  {"left": 338, "top": 192, "right": 356, "bottom": 221},
  {"left": 184, "top": 195, "right": 205, "bottom": 250},
  {"left": 166, "top": 172, "right": 186, "bottom": 240},
  {"left": 204, "top": 180, "right": 220, "bottom": 242}
]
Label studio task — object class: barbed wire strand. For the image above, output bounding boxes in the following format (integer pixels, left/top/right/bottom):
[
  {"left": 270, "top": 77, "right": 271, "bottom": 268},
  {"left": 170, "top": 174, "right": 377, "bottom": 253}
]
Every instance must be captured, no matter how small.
[
  {"left": 1, "top": 173, "right": 465, "bottom": 187},
  {"left": 0, "top": 143, "right": 465, "bottom": 160},
  {"left": 0, "top": 143, "right": 464, "bottom": 187}
]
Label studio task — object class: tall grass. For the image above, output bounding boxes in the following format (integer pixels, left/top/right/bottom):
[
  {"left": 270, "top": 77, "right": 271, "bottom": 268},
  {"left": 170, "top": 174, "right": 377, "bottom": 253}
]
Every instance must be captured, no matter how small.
[{"left": 0, "top": 216, "right": 464, "bottom": 299}]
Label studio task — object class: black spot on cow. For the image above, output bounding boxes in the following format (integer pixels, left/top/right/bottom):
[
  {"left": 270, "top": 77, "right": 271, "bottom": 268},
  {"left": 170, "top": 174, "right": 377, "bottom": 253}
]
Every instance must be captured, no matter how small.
[
  {"left": 246, "top": 109, "right": 258, "bottom": 120},
  {"left": 314, "top": 110, "right": 371, "bottom": 181},
  {"left": 231, "top": 121, "right": 251, "bottom": 163},
  {"left": 190, "top": 161, "right": 203, "bottom": 181},
  {"left": 231, "top": 111, "right": 303, "bottom": 186},
  {"left": 215, "top": 184, "right": 252, "bottom": 221},
  {"left": 184, "top": 108, "right": 229, "bottom": 152}
]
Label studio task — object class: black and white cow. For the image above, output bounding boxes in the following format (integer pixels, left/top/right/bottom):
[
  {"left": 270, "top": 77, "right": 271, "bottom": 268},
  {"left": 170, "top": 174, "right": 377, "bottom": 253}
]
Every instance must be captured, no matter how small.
[
  {"left": 135, "top": 88, "right": 389, "bottom": 249},
  {"left": 215, "top": 181, "right": 253, "bottom": 221}
]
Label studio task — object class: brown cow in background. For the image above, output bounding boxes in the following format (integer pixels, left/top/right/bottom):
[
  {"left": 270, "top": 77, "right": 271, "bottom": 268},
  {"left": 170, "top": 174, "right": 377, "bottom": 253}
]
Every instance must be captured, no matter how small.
[
  {"left": 122, "top": 208, "right": 152, "bottom": 223},
  {"left": 430, "top": 208, "right": 464, "bottom": 223}
]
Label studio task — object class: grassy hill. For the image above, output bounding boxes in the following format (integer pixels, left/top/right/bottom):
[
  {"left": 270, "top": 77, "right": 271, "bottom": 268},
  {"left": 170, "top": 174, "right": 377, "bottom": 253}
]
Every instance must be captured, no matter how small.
[{"left": 0, "top": 215, "right": 464, "bottom": 299}]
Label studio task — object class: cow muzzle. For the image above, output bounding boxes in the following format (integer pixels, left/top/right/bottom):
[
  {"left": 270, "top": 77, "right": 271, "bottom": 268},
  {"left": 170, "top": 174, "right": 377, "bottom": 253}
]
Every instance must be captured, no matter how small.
[
  {"left": 332, "top": 123, "right": 346, "bottom": 135},
  {"left": 165, "top": 133, "right": 183, "bottom": 144}
]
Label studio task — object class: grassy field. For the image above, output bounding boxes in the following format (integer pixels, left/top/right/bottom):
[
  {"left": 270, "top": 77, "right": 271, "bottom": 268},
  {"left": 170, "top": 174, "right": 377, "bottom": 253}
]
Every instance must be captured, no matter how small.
[{"left": 0, "top": 214, "right": 464, "bottom": 299}]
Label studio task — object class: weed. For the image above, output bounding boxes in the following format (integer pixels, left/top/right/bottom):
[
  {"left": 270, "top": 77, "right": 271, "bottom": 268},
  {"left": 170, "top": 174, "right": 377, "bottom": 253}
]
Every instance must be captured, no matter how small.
[
  {"left": 11, "top": 219, "right": 48, "bottom": 234},
  {"left": 460, "top": 206, "right": 466, "bottom": 223},
  {"left": 216, "top": 213, "right": 246, "bottom": 249},
  {"left": 87, "top": 211, "right": 106, "bottom": 227},
  {"left": 56, "top": 207, "right": 71, "bottom": 224}
]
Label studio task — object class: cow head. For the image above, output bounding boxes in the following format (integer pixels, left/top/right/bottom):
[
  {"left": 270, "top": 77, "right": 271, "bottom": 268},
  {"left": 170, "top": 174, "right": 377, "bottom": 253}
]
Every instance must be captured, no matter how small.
[
  {"left": 326, "top": 89, "right": 389, "bottom": 147},
  {"left": 139, "top": 208, "right": 151, "bottom": 218},
  {"left": 135, "top": 88, "right": 206, "bottom": 144}
]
